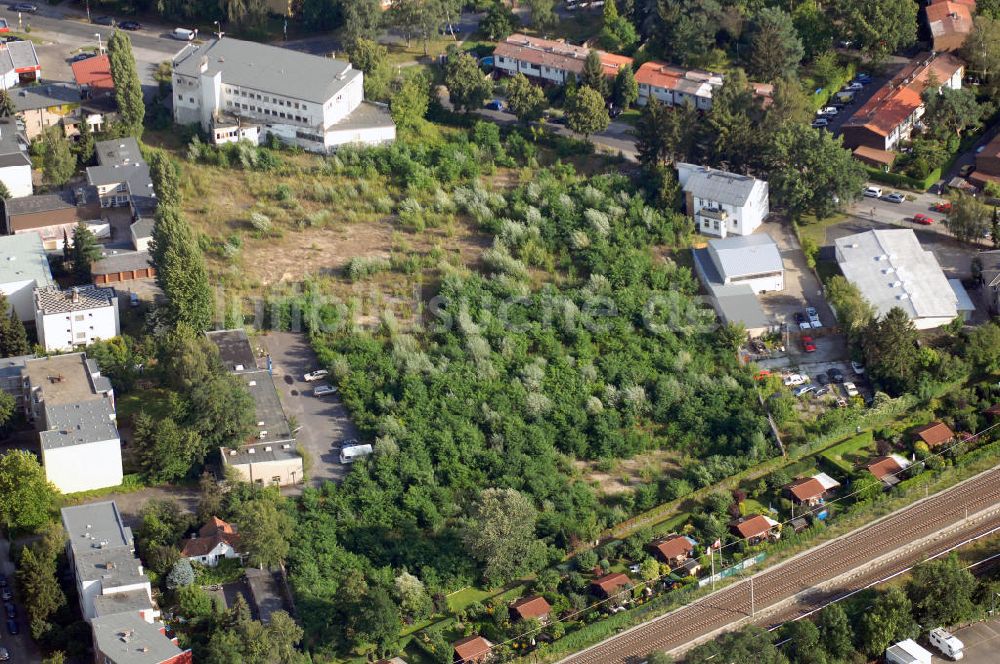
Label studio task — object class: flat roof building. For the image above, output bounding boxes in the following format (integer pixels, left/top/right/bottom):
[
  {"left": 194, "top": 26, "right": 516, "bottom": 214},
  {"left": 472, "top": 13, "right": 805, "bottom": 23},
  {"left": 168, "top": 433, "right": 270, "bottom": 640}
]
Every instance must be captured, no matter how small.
[
  {"left": 0, "top": 231, "right": 53, "bottom": 321},
  {"left": 34, "top": 284, "right": 120, "bottom": 352},
  {"left": 91, "top": 612, "right": 192, "bottom": 664},
  {"left": 834, "top": 229, "right": 966, "bottom": 329}
]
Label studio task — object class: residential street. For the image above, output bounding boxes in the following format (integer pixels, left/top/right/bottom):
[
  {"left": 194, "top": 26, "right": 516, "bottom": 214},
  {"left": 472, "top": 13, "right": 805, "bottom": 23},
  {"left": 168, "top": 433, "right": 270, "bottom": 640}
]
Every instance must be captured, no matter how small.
[{"left": 847, "top": 186, "right": 951, "bottom": 230}]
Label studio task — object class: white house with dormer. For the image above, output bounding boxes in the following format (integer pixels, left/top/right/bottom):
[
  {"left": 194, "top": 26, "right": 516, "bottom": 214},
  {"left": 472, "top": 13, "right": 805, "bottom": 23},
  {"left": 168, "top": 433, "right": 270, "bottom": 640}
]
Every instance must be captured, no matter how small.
[{"left": 677, "top": 163, "right": 769, "bottom": 238}]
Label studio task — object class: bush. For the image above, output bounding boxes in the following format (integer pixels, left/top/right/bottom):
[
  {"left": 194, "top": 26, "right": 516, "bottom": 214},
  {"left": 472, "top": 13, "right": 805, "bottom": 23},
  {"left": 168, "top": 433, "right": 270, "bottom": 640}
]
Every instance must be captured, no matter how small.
[{"left": 346, "top": 256, "right": 391, "bottom": 282}]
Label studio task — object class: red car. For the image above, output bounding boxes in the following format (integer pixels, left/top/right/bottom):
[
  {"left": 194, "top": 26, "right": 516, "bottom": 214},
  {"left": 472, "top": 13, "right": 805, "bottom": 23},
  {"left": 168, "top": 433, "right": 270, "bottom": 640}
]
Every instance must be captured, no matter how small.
[
  {"left": 801, "top": 335, "right": 816, "bottom": 353},
  {"left": 912, "top": 213, "right": 933, "bottom": 225},
  {"left": 931, "top": 201, "right": 952, "bottom": 213}
]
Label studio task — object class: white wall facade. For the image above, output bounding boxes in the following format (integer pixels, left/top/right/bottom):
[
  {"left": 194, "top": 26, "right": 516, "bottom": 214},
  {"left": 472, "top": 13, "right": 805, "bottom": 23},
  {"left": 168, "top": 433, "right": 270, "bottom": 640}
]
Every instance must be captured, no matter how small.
[
  {"left": 36, "top": 301, "right": 120, "bottom": 352},
  {"left": 188, "top": 541, "right": 239, "bottom": 567},
  {"left": 637, "top": 84, "right": 713, "bottom": 110},
  {"left": 494, "top": 56, "right": 568, "bottom": 84},
  {"left": 692, "top": 183, "right": 769, "bottom": 238},
  {"left": 324, "top": 123, "right": 396, "bottom": 150},
  {"left": 0, "top": 163, "right": 32, "bottom": 198},
  {"left": 1, "top": 278, "right": 37, "bottom": 321},
  {"left": 42, "top": 437, "right": 123, "bottom": 493}
]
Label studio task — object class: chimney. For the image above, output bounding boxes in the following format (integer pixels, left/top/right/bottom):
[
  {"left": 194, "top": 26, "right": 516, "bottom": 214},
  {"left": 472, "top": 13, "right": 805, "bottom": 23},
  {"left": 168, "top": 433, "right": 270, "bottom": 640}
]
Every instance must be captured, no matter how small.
[
  {"left": 199, "top": 56, "right": 208, "bottom": 73},
  {"left": 71, "top": 287, "right": 80, "bottom": 303}
]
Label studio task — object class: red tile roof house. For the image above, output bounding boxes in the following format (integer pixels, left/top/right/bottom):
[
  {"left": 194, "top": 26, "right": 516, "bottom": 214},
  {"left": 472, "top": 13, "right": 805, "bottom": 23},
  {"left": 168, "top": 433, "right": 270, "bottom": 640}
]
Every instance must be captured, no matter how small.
[
  {"left": 649, "top": 533, "right": 696, "bottom": 567},
  {"left": 492, "top": 33, "right": 632, "bottom": 87},
  {"left": 841, "top": 52, "right": 965, "bottom": 154},
  {"left": 971, "top": 133, "right": 1000, "bottom": 189},
  {"left": 181, "top": 516, "right": 242, "bottom": 567},
  {"left": 924, "top": 0, "right": 975, "bottom": 52},
  {"left": 913, "top": 421, "right": 955, "bottom": 449},
  {"left": 634, "top": 61, "right": 723, "bottom": 111},
  {"left": 509, "top": 595, "right": 552, "bottom": 623},
  {"left": 867, "top": 454, "right": 912, "bottom": 487},
  {"left": 784, "top": 473, "right": 841, "bottom": 507},
  {"left": 731, "top": 514, "right": 780, "bottom": 545},
  {"left": 72, "top": 53, "right": 114, "bottom": 98},
  {"left": 590, "top": 572, "right": 633, "bottom": 599},
  {"left": 453, "top": 635, "right": 493, "bottom": 664}
]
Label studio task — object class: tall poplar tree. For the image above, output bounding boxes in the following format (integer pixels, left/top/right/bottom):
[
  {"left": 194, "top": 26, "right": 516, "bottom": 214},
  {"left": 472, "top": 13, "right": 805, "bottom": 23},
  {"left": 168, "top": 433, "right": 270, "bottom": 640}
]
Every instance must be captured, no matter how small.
[{"left": 108, "top": 30, "right": 145, "bottom": 137}]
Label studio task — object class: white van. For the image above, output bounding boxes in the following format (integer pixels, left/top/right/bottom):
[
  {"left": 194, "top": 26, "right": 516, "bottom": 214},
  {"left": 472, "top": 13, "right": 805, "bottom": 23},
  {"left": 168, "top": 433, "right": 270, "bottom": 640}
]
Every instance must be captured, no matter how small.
[
  {"left": 863, "top": 186, "right": 882, "bottom": 198},
  {"left": 172, "top": 27, "right": 195, "bottom": 41},
  {"left": 929, "top": 628, "right": 964, "bottom": 660},
  {"left": 339, "top": 443, "right": 373, "bottom": 464}
]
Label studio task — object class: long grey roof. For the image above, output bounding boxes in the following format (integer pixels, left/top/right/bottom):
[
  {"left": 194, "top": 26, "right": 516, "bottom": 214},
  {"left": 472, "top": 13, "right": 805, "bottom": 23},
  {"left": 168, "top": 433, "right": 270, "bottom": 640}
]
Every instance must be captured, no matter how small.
[
  {"left": 835, "top": 229, "right": 956, "bottom": 320},
  {"left": 5, "top": 189, "right": 87, "bottom": 216},
  {"left": 91, "top": 612, "right": 186, "bottom": 664},
  {"left": 682, "top": 166, "right": 764, "bottom": 207},
  {"left": 3, "top": 40, "right": 38, "bottom": 70},
  {"left": 75, "top": 546, "right": 147, "bottom": 586},
  {"left": 205, "top": 329, "right": 257, "bottom": 371},
  {"left": 91, "top": 251, "right": 154, "bottom": 275},
  {"left": 692, "top": 248, "right": 771, "bottom": 329},
  {"left": 62, "top": 501, "right": 133, "bottom": 555},
  {"left": 11, "top": 83, "right": 81, "bottom": 112},
  {"left": 708, "top": 233, "right": 783, "bottom": 279},
  {"left": 88, "top": 138, "right": 156, "bottom": 214},
  {"left": 40, "top": 399, "right": 119, "bottom": 450},
  {"left": 172, "top": 37, "right": 361, "bottom": 105},
  {"left": 0, "top": 232, "right": 53, "bottom": 287}
]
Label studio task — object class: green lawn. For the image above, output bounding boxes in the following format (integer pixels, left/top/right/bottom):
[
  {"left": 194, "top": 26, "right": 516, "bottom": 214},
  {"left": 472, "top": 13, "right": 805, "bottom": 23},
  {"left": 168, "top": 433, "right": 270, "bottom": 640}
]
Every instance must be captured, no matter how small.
[
  {"left": 649, "top": 512, "right": 692, "bottom": 537},
  {"left": 740, "top": 498, "right": 770, "bottom": 517},
  {"left": 116, "top": 388, "right": 173, "bottom": 424},
  {"left": 797, "top": 213, "right": 850, "bottom": 248},
  {"left": 820, "top": 431, "right": 875, "bottom": 474},
  {"left": 446, "top": 586, "right": 494, "bottom": 613}
]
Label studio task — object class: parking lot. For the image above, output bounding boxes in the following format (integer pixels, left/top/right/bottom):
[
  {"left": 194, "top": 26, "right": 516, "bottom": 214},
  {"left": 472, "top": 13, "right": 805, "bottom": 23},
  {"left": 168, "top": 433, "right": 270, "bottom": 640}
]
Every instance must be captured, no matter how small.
[
  {"left": 0, "top": 536, "right": 42, "bottom": 663},
  {"left": 258, "top": 330, "right": 359, "bottom": 491},
  {"left": 930, "top": 620, "right": 1000, "bottom": 664}
]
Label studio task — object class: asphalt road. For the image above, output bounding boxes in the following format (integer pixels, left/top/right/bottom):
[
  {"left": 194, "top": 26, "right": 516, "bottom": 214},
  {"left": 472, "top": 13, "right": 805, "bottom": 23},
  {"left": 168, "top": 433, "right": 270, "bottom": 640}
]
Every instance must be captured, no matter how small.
[
  {"left": 258, "top": 330, "right": 357, "bottom": 492},
  {"left": 0, "top": 5, "right": 182, "bottom": 87},
  {"left": 558, "top": 464, "right": 1000, "bottom": 664},
  {"left": 849, "top": 186, "right": 951, "bottom": 229}
]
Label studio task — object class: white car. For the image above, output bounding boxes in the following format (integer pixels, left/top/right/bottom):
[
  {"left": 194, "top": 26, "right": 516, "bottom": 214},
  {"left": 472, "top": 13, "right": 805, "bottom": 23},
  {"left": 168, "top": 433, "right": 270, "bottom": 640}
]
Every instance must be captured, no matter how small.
[
  {"left": 806, "top": 306, "right": 822, "bottom": 328},
  {"left": 863, "top": 186, "right": 882, "bottom": 198},
  {"left": 784, "top": 373, "right": 808, "bottom": 386},
  {"left": 843, "top": 382, "right": 859, "bottom": 397},
  {"left": 820, "top": 106, "right": 838, "bottom": 116},
  {"left": 851, "top": 360, "right": 865, "bottom": 375},
  {"left": 313, "top": 384, "right": 337, "bottom": 397},
  {"left": 845, "top": 82, "right": 865, "bottom": 91},
  {"left": 303, "top": 369, "right": 329, "bottom": 382},
  {"left": 794, "top": 385, "right": 816, "bottom": 397}
]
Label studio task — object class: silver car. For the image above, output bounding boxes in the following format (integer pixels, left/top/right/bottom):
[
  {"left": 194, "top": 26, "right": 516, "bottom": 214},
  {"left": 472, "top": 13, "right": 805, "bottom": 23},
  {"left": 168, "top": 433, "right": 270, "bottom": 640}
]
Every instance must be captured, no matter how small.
[{"left": 313, "top": 384, "right": 337, "bottom": 397}]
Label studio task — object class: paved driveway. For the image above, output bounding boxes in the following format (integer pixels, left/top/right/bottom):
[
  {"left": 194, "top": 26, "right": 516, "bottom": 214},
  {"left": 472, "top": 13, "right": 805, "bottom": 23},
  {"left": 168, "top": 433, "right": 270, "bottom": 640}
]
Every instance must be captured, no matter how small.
[
  {"left": 933, "top": 620, "right": 1000, "bottom": 664},
  {"left": 258, "top": 331, "right": 357, "bottom": 491}
]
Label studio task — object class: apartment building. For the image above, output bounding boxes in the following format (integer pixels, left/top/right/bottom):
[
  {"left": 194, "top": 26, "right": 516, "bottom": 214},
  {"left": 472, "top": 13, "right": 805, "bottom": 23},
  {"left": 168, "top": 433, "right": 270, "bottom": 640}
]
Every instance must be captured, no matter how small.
[
  {"left": 23, "top": 353, "right": 122, "bottom": 493},
  {"left": 493, "top": 33, "right": 632, "bottom": 86},
  {"left": 171, "top": 37, "right": 395, "bottom": 153},
  {"left": 87, "top": 137, "right": 156, "bottom": 217},
  {"left": 841, "top": 53, "right": 964, "bottom": 153},
  {"left": 0, "top": 116, "right": 32, "bottom": 198},
  {"left": 635, "top": 62, "right": 723, "bottom": 110},
  {"left": 677, "top": 163, "right": 770, "bottom": 237},
  {"left": 34, "top": 285, "right": 120, "bottom": 352}
]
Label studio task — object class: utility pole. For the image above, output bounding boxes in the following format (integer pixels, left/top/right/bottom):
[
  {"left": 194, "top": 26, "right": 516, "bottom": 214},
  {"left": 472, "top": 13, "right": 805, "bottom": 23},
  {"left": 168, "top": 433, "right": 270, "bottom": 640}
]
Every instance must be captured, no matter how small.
[
  {"left": 711, "top": 547, "right": 716, "bottom": 590},
  {"left": 750, "top": 575, "right": 755, "bottom": 618}
]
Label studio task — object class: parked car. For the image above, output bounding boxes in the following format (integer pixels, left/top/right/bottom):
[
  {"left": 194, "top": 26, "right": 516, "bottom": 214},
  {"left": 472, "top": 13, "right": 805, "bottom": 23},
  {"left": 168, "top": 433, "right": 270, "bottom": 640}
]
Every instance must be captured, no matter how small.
[
  {"left": 119, "top": 20, "right": 142, "bottom": 30},
  {"left": 794, "top": 385, "right": 816, "bottom": 397},
  {"left": 92, "top": 15, "right": 115, "bottom": 25},
  {"left": 932, "top": 201, "right": 952, "bottom": 212},
  {"left": 753, "top": 369, "right": 772, "bottom": 381},
  {"left": 171, "top": 27, "right": 196, "bottom": 40},
  {"left": 784, "top": 373, "right": 808, "bottom": 386},
  {"left": 854, "top": 73, "right": 873, "bottom": 84},
  {"left": 959, "top": 164, "right": 974, "bottom": 177},
  {"left": 5, "top": 618, "right": 17, "bottom": 635},
  {"left": 303, "top": 369, "right": 329, "bottom": 382},
  {"left": 814, "top": 387, "right": 830, "bottom": 397},
  {"left": 827, "top": 367, "right": 845, "bottom": 383},
  {"left": 9, "top": 3, "right": 38, "bottom": 12},
  {"left": 0, "top": 574, "right": 6, "bottom": 587},
  {"left": 801, "top": 335, "right": 817, "bottom": 353},
  {"left": 129, "top": 292, "right": 139, "bottom": 307},
  {"left": 816, "top": 373, "right": 831, "bottom": 385},
  {"left": 820, "top": 106, "right": 839, "bottom": 116},
  {"left": 811, "top": 118, "right": 829, "bottom": 128},
  {"left": 0, "top": 588, "right": 11, "bottom": 601},
  {"left": 313, "top": 384, "right": 337, "bottom": 397},
  {"left": 0, "top": 646, "right": 9, "bottom": 661},
  {"left": 70, "top": 52, "right": 96, "bottom": 62},
  {"left": 912, "top": 213, "right": 933, "bottom": 225},
  {"left": 851, "top": 360, "right": 866, "bottom": 375},
  {"left": 843, "top": 381, "right": 859, "bottom": 397},
  {"left": 485, "top": 99, "right": 504, "bottom": 111},
  {"left": 3, "top": 602, "right": 13, "bottom": 619},
  {"left": 794, "top": 312, "right": 811, "bottom": 330},
  {"left": 863, "top": 186, "right": 882, "bottom": 198},
  {"left": 806, "top": 306, "right": 821, "bottom": 328},
  {"left": 844, "top": 82, "right": 865, "bottom": 91},
  {"left": 884, "top": 192, "right": 905, "bottom": 204}
]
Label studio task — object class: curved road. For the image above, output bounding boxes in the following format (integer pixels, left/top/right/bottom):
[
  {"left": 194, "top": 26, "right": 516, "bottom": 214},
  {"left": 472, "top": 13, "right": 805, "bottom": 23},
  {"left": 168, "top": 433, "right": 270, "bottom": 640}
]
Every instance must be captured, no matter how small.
[{"left": 559, "top": 465, "right": 1000, "bottom": 664}]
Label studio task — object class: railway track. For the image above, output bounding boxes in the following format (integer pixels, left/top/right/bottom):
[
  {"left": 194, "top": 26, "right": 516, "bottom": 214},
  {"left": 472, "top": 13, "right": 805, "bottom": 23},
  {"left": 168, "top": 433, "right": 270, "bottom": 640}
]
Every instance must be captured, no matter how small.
[{"left": 558, "top": 465, "right": 1000, "bottom": 664}]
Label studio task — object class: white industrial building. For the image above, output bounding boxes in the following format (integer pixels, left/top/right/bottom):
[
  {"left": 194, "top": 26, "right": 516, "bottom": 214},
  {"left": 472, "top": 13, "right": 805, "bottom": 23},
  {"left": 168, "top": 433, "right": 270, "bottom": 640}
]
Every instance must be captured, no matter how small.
[
  {"left": 34, "top": 285, "right": 120, "bottom": 352},
  {"left": 677, "top": 163, "right": 769, "bottom": 237},
  {"left": 171, "top": 37, "right": 395, "bottom": 153},
  {"left": 0, "top": 232, "right": 53, "bottom": 321},
  {"left": 40, "top": 400, "right": 123, "bottom": 493},
  {"left": 834, "top": 229, "right": 973, "bottom": 330},
  {"left": 885, "top": 639, "right": 932, "bottom": 664},
  {"left": 692, "top": 233, "right": 784, "bottom": 338}
]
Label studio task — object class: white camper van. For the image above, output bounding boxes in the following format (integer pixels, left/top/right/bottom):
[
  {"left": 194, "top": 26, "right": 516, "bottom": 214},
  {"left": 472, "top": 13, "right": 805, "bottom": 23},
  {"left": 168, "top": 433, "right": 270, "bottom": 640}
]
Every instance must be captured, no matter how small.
[
  {"left": 929, "top": 628, "right": 964, "bottom": 660},
  {"left": 339, "top": 442, "right": 373, "bottom": 464},
  {"left": 172, "top": 27, "right": 196, "bottom": 40}
]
